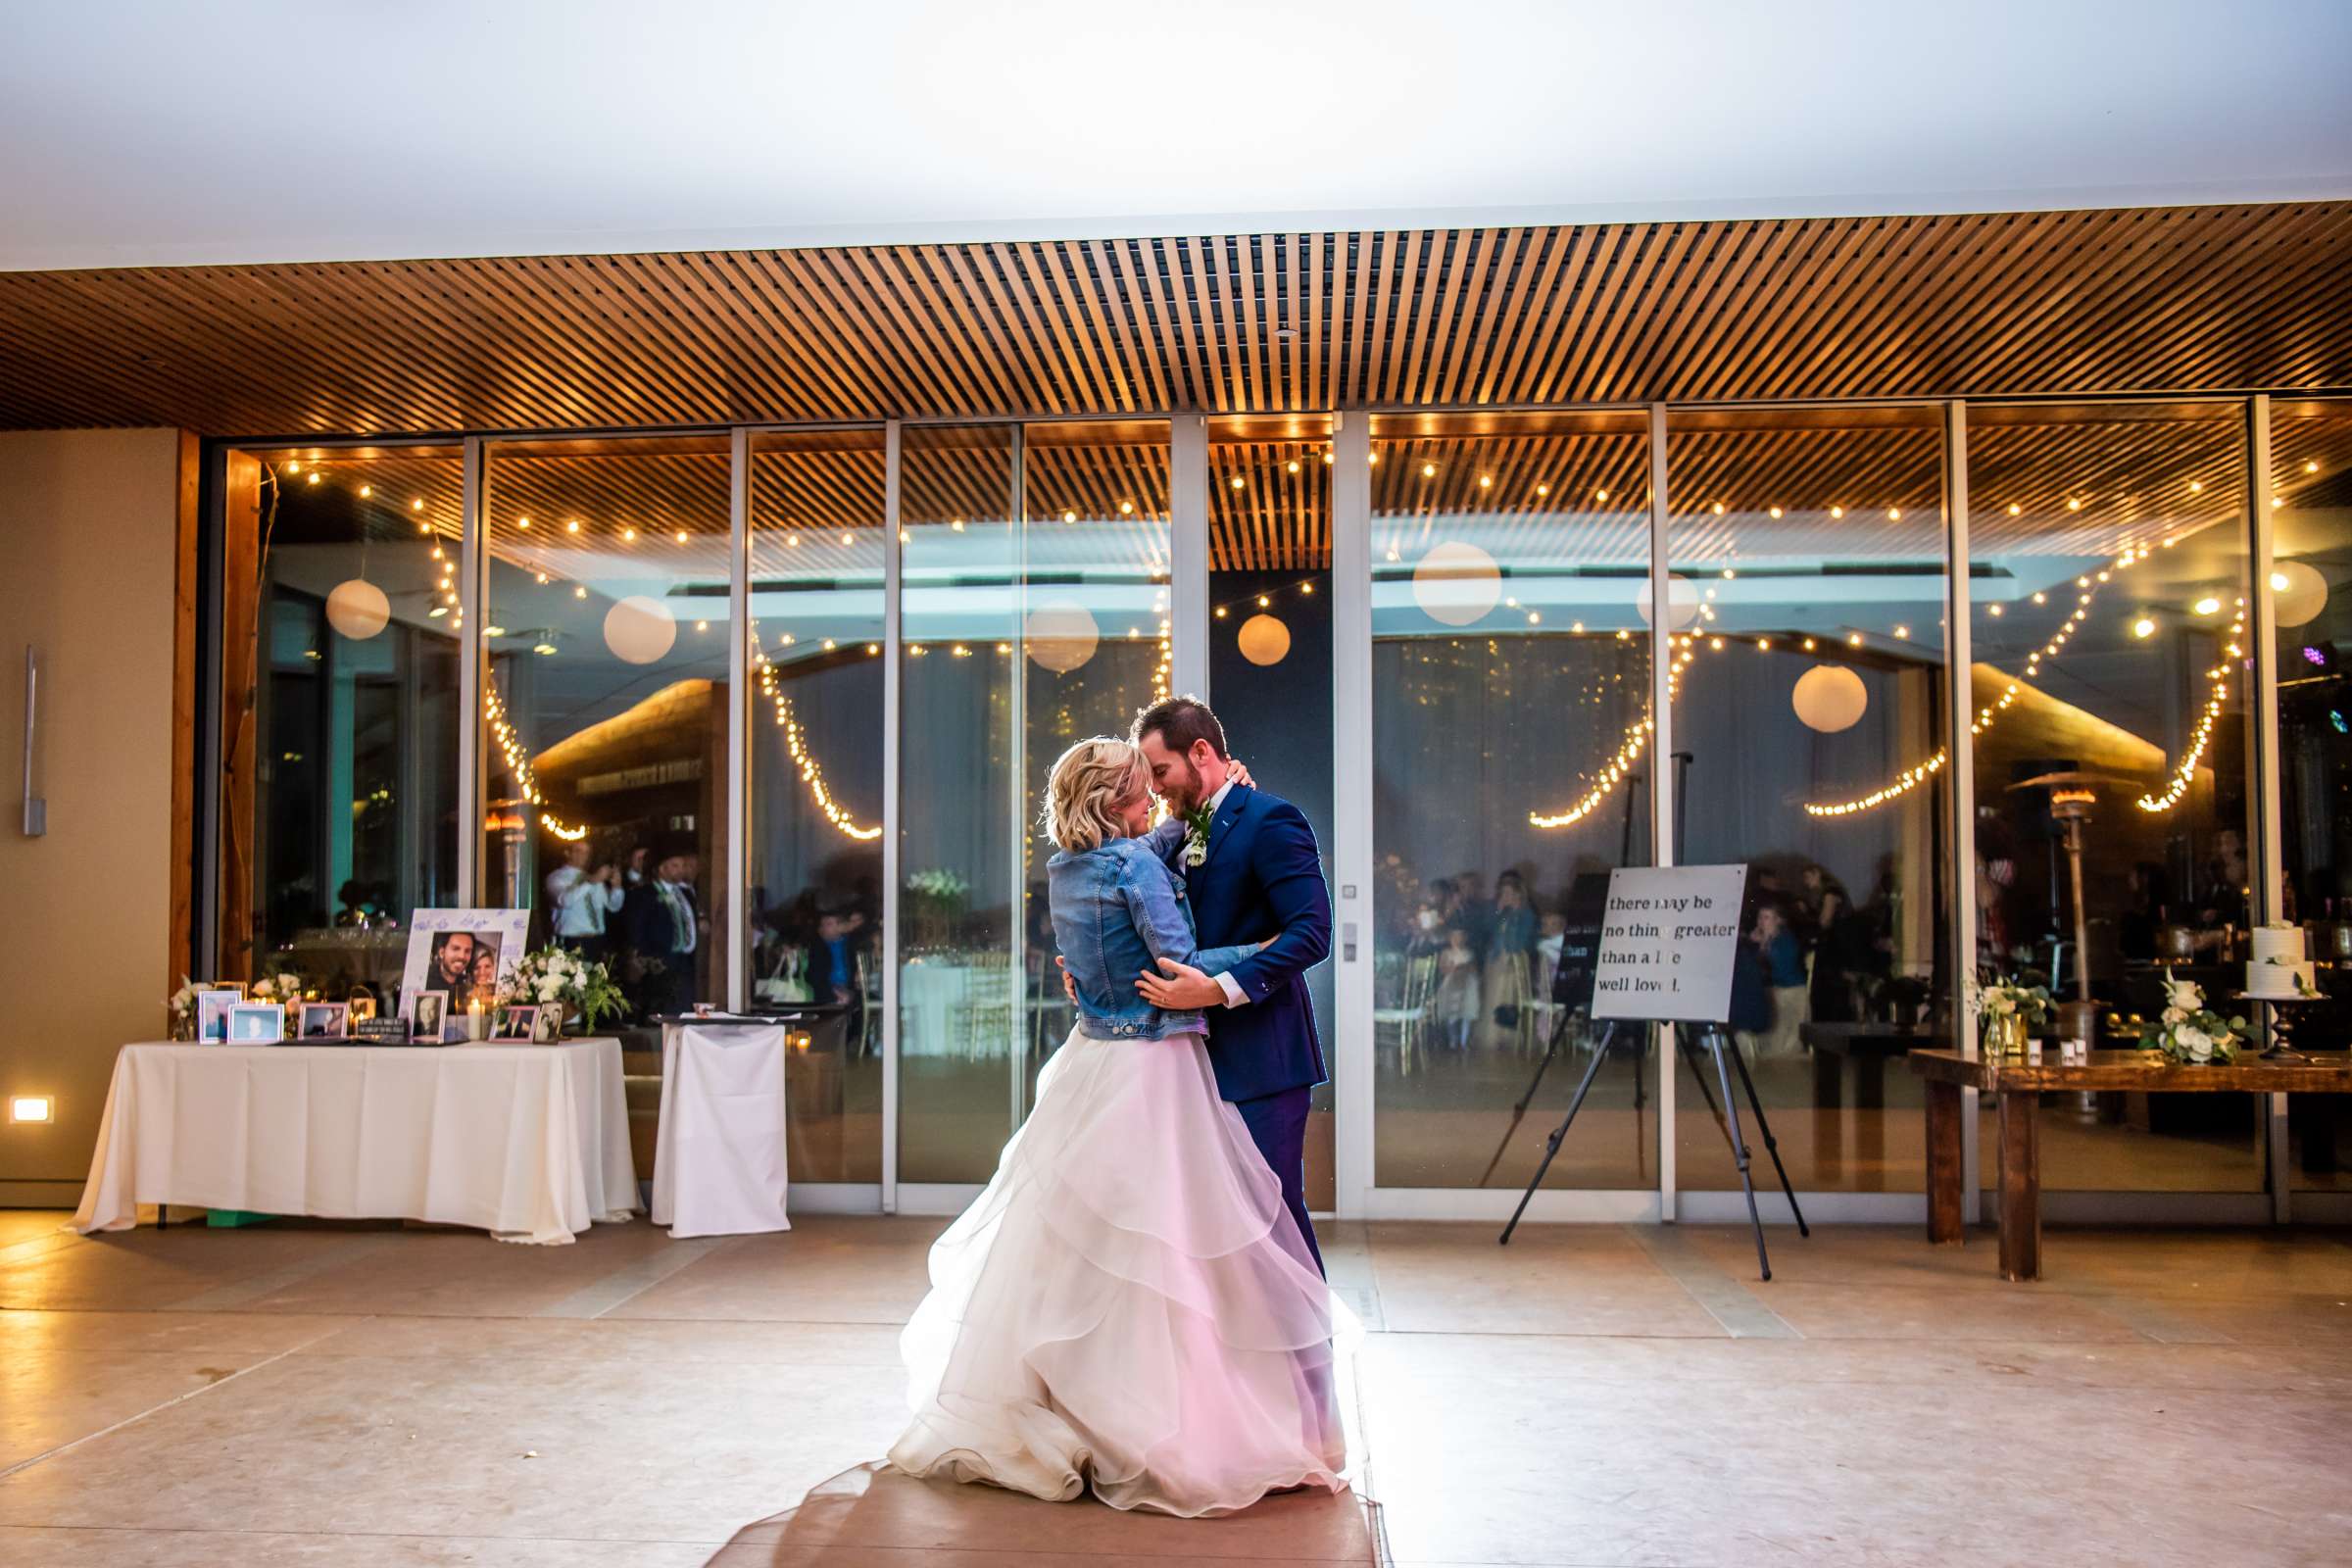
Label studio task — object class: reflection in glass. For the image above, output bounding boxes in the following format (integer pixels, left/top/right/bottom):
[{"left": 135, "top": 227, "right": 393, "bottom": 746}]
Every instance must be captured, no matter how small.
[
  {"left": 222, "top": 445, "right": 462, "bottom": 1003},
  {"left": 482, "top": 436, "right": 732, "bottom": 1033},
  {"left": 1666, "top": 409, "right": 1950, "bottom": 1194},
  {"left": 2274, "top": 401, "right": 2352, "bottom": 1192},
  {"left": 1209, "top": 420, "right": 1338, "bottom": 1207},
  {"left": 749, "top": 428, "right": 886, "bottom": 1182},
  {"left": 1017, "top": 421, "right": 1172, "bottom": 1112},
  {"left": 1968, "top": 403, "right": 2258, "bottom": 1192},
  {"left": 1368, "top": 413, "right": 1656, "bottom": 1189},
  {"left": 898, "top": 425, "right": 1021, "bottom": 1183}
]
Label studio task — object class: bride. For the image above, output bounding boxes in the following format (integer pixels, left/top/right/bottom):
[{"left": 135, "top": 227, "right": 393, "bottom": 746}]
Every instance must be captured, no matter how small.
[{"left": 887, "top": 738, "right": 1347, "bottom": 1517}]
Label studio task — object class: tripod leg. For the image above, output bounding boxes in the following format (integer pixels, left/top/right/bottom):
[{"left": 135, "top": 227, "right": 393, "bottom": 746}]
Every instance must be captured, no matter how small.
[
  {"left": 1501, "top": 1022, "right": 1615, "bottom": 1245},
  {"left": 1709, "top": 1030, "right": 1773, "bottom": 1281},
  {"left": 1476, "top": 1007, "right": 1578, "bottom": 1188},
  {"left": 1724, "top": 1029, "right": 1809, "bottom": 1237}
]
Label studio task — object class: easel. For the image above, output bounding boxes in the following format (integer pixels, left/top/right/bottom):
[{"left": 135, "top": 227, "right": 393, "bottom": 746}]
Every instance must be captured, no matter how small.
[{"left": 1498, "top": 1013, "right": 1806, "bottom": 1278}]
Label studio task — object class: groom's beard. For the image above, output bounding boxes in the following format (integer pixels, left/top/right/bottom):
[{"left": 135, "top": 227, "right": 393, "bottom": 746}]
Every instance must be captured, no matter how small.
[{"left": 1157, "top": 757, "right": 1204, "bottom": 816}]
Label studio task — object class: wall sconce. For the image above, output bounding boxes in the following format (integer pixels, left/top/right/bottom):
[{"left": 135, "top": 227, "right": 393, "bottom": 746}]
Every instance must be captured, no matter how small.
[{"left": 10, "top": 1096, "right": 53, "bottom": 1124}]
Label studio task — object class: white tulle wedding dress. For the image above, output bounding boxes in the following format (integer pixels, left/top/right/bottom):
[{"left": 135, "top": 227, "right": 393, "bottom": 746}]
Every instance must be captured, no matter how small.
[{"left": 887, "top": 1024, "right": 1347, "bottom": 1517}]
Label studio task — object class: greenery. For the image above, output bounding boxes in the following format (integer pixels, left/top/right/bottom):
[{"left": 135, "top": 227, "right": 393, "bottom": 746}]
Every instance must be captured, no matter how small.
[
  {"left": 1971, "top": 975, "right": 2052, "bottom": 1028},
  {"left": 502, "top": 945, "right": 629, "bottom": 1034},
  {"left": 2137, "top": 970, "right": 2246, "bottom": 1065}
]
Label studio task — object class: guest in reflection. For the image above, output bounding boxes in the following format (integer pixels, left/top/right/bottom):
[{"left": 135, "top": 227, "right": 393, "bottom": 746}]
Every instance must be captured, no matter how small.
[
  {"left": 334, "top": 879, "right": 375, "bottom": 928},
  {"left": 1432, "top": 922, "right": 1482, "bottom": 1051},
  {"left": 1801, "top": 864, "right": 1862, "bottom": 1024},
  {"left": 1747, "top": 903, "right": 1808, "bottom": 1057},
  {"left": 2120, "top": 861, "right": 2171, "bottom": 962},
  {"left": 626, "top": 848, "right": 701, "bottom": 1014},
  {"left": 1483, "top": 872, "right": 1537, "bottom": 1046},
  {"left": 1451, "top": 871, "right": 1495, "bottom": 953},
  {"left": 555, "top": 858, "right": 623, "bottom": 962},
  {"left": 811, "top": 906, "right": 864, "bottom": 1006},
  {"left": 2200, "top": 827, "right": 2251, "bottom": 932}
]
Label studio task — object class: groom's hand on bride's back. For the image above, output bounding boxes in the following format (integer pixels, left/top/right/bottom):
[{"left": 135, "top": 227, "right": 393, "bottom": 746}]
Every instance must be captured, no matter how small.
[
  {"left": 1136, "top": 956, "right": 1224, "bottom": 1010},
  {"left": 1055, "top": 955, "right": 1077, "bottom": 1004}
]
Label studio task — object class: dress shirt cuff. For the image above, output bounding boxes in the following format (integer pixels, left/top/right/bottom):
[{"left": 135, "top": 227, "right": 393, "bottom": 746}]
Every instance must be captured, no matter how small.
[{"left": 1215, "top": 969, "right": 1248, "bottom": 1008}]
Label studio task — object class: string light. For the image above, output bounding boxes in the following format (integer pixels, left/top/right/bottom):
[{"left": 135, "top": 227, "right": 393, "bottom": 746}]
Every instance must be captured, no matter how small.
[
  {"left": 756, "top": 661, "right": 881, "bottom": 839},
  {"left": 484, "top": 677, "right": 543, "bottom": 806},
  {"left": 541, "top": 814, "right": 588, "bottom": 842}
]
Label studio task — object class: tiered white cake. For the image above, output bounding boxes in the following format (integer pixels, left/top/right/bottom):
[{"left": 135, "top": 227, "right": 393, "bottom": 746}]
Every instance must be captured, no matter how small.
[{"left": 2245, "top": 923, "right": 2316, "bottom": 999}]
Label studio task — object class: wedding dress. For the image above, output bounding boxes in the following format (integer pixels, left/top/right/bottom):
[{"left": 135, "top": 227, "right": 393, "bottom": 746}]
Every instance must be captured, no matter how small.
[{"left": 887, "top": 1024, "right": 1347, "bottom": 1517}]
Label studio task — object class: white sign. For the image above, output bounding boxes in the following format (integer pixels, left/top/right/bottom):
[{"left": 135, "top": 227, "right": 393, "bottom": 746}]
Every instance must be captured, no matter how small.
[{"left": 1590, "top": 864, "right": 1749, "bottom": 1023}]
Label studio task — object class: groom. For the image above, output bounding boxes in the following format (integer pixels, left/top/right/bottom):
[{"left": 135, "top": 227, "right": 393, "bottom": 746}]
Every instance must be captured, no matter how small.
[{"left": 1127, "top": 696, "right": 1332, "bottom": 1275}]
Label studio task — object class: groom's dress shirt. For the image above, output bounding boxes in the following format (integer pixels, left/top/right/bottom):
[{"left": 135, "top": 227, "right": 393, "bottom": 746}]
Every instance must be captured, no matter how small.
[{"left": 1197, "top": 778, "right": 1249, "bottom": 1010}]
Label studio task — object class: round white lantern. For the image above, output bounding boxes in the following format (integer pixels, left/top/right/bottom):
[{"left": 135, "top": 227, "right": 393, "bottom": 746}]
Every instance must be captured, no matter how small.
[
  {"left": 1791, "top": 663, "right": 1869, "bottom": 733},
  {"left": 324, "top": 577, "right": 390, "bottom": 641},
  {"left": 603, "top": 595, "right": 677, "bottom": 664},
  {"left": 2270, "top": 561, "right": 2328, "bottom": 628},
  {"left": 1411, "top": 541, "right": 1503, "bottom": 626},
  {"left": 1023, "top": 600, "right": 1100, "bottom": 672},
  {"left": 1633, "top": 573, "right": 1700, "bottom": 629},
  {"left": 1237, "top": 612, "right": 1292, "bottom": 666}
]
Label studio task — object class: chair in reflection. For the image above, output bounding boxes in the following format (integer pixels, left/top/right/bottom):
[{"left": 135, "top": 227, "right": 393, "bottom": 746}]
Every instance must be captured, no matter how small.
[
  {"left": 954, "top": 952, "right": 1015, "bottom": 1059},
  {"left": 1374, "top": 953, "right": 1439, "bottom": 1076}
]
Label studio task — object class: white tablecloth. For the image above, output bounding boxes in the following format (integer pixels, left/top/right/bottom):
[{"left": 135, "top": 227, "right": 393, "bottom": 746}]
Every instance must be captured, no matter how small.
[
  {"left": 652, "top": 1022, "right": 791, "bottom": 1238},
  {"left": 901, "top": 961, "right": 1012, "bottom": 1056},
  {"left": 71, "top": 1039, "right": 638, "bottom": 1246}
]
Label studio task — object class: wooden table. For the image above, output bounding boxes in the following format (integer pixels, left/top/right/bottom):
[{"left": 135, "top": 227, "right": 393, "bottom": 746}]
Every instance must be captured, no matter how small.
[
  {"left": 1910, "top": 1049, "right": 2352, "bottom": 1281},
  {"left": 1800, "top": 1021, "right": 1934, "bottom": 1173}
]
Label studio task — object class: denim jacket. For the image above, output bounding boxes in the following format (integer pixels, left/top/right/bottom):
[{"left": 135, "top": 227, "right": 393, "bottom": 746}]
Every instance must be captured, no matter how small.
[{"left": 1048, "top": 835, "right": 1257, "bottom": 1042}]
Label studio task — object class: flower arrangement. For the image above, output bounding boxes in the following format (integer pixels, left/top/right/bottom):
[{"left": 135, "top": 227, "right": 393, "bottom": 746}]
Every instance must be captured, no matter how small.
[
  {"left": 248, "top": 969, "right": 308, "bottom": 1005},
  {"left": 501, "top": 945, "right": 628, "bottom": 1034},
  {"left": 166, "top": 977, "right": 207, "bottom": 1036},
  {"left": 2139, "top": 969, "right": 2246, "bottom": 1064},
  {"left": 905, "top": 868, "right": 970, "bottom": 950},
  {"left": 1968, "top": 975, "right": 2052, "bottom": 1055}
]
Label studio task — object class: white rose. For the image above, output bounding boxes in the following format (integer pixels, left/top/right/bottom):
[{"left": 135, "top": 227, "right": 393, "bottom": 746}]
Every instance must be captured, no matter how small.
[
  {"left": 2162, "top": 1005, "right": 2186, "bottom": 1026},
  {"left": 538, "top": 976, "right": 563, "bottom": 1002},
  {"left": 2176, "top": 1024, "right": 2213, "bottom": 1062}
]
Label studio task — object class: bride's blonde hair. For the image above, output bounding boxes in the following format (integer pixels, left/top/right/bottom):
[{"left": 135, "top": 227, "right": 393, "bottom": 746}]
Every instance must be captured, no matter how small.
[{"left": 1042, "top": 738, "right": 1149, "bottom": 853}]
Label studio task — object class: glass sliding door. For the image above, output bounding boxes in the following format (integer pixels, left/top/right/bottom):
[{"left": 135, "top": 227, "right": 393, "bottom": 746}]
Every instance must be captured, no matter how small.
[
  {"left": 1966, "top": 402, "right": 2259, "bottom": 1194},
  {"left": 1015, "top": 421, "right": 1173, "bottom": 1112},
  {"left": 897, "top": 424, "right": 1022, "bottom": 1185},
  {"left": 747, "top": 427, "right": 887, "bottom": 1183},
  {"left": 2271, "top": 399, "right": 2352, "bottom": 1197},
  {"left": 1209, "top": 416, "right": 1338, "bottom": 1210},
  {"left": 479, "top": 435, "right": 734, "bottom": 1031},
  {"left": 219, "top": 445, "right": 463, "bottom": 999},
  {"left": 1367, "top": 411, "right": 1657, "bottom": 1193},
  {"left": 1665, "top": 407, "right": 1952, "bottom": 1196}
]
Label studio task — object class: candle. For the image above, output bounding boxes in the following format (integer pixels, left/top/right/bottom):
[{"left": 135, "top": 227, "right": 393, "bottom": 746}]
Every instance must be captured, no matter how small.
[{"left": 466, "top": 997, "right": 488, "bottom": 1041}]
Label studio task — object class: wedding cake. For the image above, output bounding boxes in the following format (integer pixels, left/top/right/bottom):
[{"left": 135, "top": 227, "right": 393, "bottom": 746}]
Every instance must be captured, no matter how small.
[{"left": 2245, "top": 923, "right": 2316, "bottom": 999}]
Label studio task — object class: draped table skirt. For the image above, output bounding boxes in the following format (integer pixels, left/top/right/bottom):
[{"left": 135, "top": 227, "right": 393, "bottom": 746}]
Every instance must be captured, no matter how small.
[{"left": 70, "top": 1039, "right": 638, "bottom": 1245}]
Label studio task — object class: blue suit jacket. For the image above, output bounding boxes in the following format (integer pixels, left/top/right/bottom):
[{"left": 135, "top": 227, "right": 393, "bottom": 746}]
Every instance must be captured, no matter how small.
[{"left": 1153, "top": 784, "right": 1332, "bottom": 1103}]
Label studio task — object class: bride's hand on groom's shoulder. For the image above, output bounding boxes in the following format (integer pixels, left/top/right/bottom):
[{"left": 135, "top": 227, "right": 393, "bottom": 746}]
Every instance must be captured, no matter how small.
[{"left": 1228, "top": 759, "right": 1254, "bottom": 790}]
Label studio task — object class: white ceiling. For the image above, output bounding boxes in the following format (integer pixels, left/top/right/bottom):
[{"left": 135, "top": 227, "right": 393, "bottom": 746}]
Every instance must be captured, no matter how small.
[{"left": 5, "top": 0, "right": 2349, "bottom": 272}]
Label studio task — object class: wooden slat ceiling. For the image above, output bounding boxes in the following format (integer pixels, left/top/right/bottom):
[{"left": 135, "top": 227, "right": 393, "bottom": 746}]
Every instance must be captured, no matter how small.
[{"left": 4, "top": 204, "right": 2348, "bottom": 439}]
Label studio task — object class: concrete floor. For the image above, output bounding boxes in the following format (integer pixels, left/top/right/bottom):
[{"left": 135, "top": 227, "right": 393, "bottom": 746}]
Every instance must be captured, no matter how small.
[{"left": 4, "top": 1208, "right": 2350, "bottom": 1565}]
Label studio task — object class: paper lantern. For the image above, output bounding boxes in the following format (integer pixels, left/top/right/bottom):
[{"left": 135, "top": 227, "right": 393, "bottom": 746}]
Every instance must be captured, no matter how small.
[
  {"left": 324, "top": 577, "right": 390, "bottom": 641},
  {"left": 1633, "top": 573, "right": 1700, "bottom": 629},
  {"left": 2270, "top": 561, "right": 2328, "bottom": 628},
  {"left": 1412, "top": 541, "right": 1502, "bottom": 626},
  {"left": 1791, "top": 663, "right": 1869, "bottom": 733},
  {"left": 1237, "top": 612, "right": 1292, "bottom": 666},
  {"left": 1023, "top": 600, "right": 1100, "bottom": 672},
  {"left": 603, "top": 595, "right": 677, "bottom": 664}
]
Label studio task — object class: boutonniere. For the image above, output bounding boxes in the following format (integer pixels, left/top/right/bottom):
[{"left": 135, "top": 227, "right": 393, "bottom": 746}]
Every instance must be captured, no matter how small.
[{"left": 1182, "top": 804, "right": 1214, "bottom": 867}]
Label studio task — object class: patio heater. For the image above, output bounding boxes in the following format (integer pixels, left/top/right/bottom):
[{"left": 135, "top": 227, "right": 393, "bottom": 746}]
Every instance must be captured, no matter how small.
[{"left": 2008, "top": 770, "right": 2128, "bottom": 1045}]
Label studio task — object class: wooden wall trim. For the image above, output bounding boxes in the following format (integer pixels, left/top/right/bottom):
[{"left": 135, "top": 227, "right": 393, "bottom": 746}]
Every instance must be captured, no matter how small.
[
  {"left": 170, "top": 427, "right": 199, "bottom": 991},
  {"left": 218, "top": 448, "right": 261, "bottom": 980}
]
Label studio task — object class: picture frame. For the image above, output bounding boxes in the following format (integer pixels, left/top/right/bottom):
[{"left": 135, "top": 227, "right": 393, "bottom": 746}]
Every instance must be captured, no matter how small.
[
  {"left": 400, "top": 908, "right": 529, "bottom": 1019},
  {"left": 530, "top": 1004, "right": 563, "bottom": 1045},
  {"left": 409, "top": 990, "right": 449, "bottom": 1044},
  {"left": 226, "top": 1003, "right": 285, "bottom": 1043},
  {"left": 491, "top": 1003, "right": 538, "bottom": 1043},
  {"left": 297, "top": 1002, "right": 349, "bottom": 1040},
  {"left": 194, "top": 988, "right": 244, "bottom": 1043}
]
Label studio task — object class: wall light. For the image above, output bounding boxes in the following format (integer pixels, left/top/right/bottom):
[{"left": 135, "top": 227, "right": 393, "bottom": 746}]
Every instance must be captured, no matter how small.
[
  {"left": 10, "top": 1096, "right": 52, "bottom": 1124},
  {"left": 2132, "top": 616, "right": 2158, "bottom": 639}
]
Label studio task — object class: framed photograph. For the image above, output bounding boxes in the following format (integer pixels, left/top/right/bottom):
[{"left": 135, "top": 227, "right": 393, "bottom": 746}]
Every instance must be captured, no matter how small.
[
  {"left": 409, "top": 990, "right": 449, "bottom": 1044},
  {"left": 226, "top": 1003, "right": 285, "bottom": 1043},
  {"left": 401, "top": 909, "right": 529, "bottom": 1018},
  {"left": 194, "top": 988, "right": 244, "bottom": 1043},
  {"left": 530, "top": 1005, "right": 563, "bottom": 1045},
  {"left": 297, "top": 1002, "right": 349, "bottom": 1040},
  {"left": 492, "top": 1004, "right": 538, "bottom": 1043}
]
